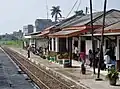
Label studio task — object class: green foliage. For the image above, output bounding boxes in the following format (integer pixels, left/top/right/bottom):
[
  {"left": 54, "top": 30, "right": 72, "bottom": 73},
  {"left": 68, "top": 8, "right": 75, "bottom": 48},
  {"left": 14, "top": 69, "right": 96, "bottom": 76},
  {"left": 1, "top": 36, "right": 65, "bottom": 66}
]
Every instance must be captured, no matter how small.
[
  {"left": 48, "top": 51, "right": 57, "bottom": 57},
  {"left": 58, "top": 54, "right": 63, "bottom": 59},
  {"left": 51, "top": 6, "right": 62, "bottom": 22},
  {"left": 41, "top": 55, "right": 46, "bottom": 59},
  {"left": 62, "top": 52, "right": 69, "bottom": 59},
  {"left": 106, "top": 68, "right": 119, "bottom": 80},
  {"left": 0, "top": 40, "right": 23, "bottom": 48},
  {"left": 58, "top": 52, "right": 69, "bottom": 59}
]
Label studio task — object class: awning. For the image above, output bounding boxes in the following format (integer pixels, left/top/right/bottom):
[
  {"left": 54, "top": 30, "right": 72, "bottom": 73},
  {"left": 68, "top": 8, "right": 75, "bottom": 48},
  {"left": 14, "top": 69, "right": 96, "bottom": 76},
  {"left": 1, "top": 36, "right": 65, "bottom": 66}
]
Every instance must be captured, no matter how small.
[
  {"left": 82, "top": 32, "right": 120, "bottom": 36},
  {"left": 24, "top": 35, "right": 32, "bottom": 39},
  {"left": 48, "top": 25, "right": 101, "bottom": 38},
  {"left": 49, "top": 29, "right": 87, "bottom": 38},
  {"left": 34, "top": 30, "right": 49, "bottom": 37}
]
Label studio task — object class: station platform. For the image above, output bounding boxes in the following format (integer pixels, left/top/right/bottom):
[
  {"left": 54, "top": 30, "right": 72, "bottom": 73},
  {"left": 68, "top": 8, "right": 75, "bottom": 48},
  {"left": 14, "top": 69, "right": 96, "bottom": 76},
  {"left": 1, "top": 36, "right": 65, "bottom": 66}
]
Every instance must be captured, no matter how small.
[{"left": 7, "top": 47, "right": 120, "bottom": 89}]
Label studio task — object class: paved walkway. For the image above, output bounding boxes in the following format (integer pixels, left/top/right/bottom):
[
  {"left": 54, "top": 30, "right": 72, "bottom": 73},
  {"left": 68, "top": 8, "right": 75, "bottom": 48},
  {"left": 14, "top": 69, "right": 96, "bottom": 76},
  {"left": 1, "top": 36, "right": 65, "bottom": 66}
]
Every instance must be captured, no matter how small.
[{"left": 8, "top": 47, "right": 120, "bottom": 89}]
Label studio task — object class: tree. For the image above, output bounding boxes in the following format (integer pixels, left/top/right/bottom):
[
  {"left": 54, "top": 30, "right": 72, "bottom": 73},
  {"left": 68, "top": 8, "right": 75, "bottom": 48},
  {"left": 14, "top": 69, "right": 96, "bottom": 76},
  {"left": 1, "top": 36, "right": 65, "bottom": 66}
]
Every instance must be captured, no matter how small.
[
  {"left": 74, "top": 10, "right": 85, "bottom": 16},
  {"left": 51, "top": 6, "right": 62, "bottom": 22}
]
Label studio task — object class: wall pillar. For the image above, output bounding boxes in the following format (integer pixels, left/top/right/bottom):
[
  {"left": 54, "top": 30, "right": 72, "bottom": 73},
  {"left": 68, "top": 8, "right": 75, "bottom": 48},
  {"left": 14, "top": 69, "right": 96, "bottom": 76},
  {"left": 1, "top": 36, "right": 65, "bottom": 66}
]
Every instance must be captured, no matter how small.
[
  {"left": 29, "top": 39, "right": 32, "bottom": 46},
  {"left": 103, "top": 39, "right": 106, "bottom": 54},
  {"left": 49, "top": 39, "right": 51, "bottom": 51},
  {"left": 52, "top": 38, "right": 54, "bottom": 51},
  {"left": 66, "top": 38, "right": 68, "bottom": 51},
  {"left": 78, "top": 37, "right": 81, "bottom": 53},
  {"left": 116, "top": 36, "right": 120, "bottom": 71},
  {"left": 116, "top": 36, "right": 119, "bottom": 60},
  {"left": 55, "top": 38, "right": 59, "bottom": 52},
  {"left": 72, "top": 37, "right": 74, "bottom": 53},
  {"left": 97, "top": 40, "right": 100, "bottom": 48}
]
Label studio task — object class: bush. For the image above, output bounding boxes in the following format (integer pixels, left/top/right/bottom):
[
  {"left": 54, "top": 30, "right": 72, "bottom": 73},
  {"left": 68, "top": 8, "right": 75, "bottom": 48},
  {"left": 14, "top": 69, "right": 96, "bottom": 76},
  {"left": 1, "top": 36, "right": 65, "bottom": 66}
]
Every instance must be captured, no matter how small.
[
  {"left": 62, "top": 52, "right": 69, "bottom": 59},
  {"left": 58, "top": 54, "right": 63, "bottom": 59},
  {"left": 106, "top": 68, "right": 119, "bottom": 80},
  {"left": 41, "top": 55, "right": 46, "bottom": 59}
]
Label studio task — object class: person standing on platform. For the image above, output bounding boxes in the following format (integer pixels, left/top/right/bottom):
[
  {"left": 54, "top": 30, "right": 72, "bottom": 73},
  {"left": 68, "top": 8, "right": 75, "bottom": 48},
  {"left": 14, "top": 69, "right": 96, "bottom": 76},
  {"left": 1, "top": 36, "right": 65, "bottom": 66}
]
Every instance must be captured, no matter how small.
[
  {"left": 88, "top": 49, "right": 93, "bottom": 67},
  {"left": 27, "top": 45, "right": 31, "bottom": 58},
  {"left": 95, "top": 48, "right": 100, "bottom": 68}
]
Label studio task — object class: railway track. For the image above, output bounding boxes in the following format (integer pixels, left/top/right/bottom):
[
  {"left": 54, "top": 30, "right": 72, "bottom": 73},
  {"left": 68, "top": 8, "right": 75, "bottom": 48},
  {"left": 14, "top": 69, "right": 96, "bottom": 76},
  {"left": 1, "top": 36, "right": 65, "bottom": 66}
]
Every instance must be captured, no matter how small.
[{"left": 2, "top": 47, "right": 82, "bottom": 89}]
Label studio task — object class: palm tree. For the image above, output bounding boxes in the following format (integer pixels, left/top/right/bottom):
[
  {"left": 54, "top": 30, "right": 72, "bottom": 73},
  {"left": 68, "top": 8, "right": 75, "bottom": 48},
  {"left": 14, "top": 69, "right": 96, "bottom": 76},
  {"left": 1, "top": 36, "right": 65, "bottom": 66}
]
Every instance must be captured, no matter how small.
[
  {"left": 51, "top": 6, "right": 62, "bottom": 22},
  {"left": 74, "top": 10, "right": 85, "bottom": 16}
]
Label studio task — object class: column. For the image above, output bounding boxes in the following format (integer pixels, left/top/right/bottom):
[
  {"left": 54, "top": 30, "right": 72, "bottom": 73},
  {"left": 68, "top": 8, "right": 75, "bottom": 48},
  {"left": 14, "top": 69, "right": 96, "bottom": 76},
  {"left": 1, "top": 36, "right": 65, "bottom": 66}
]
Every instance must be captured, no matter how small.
[
  {"left": 116, "top": 36, "right": 120, "bottom": 71},
  {"left": 72, "top": 37, "right": 74, "bottom": 53},
  {"left": 78, "top": 37, "right": 81, "bottom": 53},
  {"left": 52, "top": 38, "right": 54, "bottom": 51},
  {"left": 97, "top": 40, "right": 100, "bottom": 48},
  {"left": 66, "top": 38, "right": 68, "bottom": 51},
  {"left": 55, "top": 38, "right": 59, "bottom": 52},
  {"left": 116, "top": 36, "right": 119, "bottom": 60},
  {"left": 103, "top": 39, "right": 106, "bottom": 54},
  {"left": 48, "top": 38, "right": 51, "bottom": 51},
  {"left": 29, "top": 39, "right": 32, "bottom": 46}
]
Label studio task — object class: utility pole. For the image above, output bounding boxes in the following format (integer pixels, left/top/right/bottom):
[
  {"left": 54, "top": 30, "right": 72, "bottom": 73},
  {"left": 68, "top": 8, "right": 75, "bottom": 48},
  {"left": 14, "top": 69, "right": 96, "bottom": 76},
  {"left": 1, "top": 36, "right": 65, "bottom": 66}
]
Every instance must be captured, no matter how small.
[
  {"left": 90, "top": 0, "right": 96, "bottom": 74},
  {"left": 46, "top": 0, "right": 49, "bottom": 19},
  {"left": 97, "top": 0, "right": 107, "bottom": 79}
]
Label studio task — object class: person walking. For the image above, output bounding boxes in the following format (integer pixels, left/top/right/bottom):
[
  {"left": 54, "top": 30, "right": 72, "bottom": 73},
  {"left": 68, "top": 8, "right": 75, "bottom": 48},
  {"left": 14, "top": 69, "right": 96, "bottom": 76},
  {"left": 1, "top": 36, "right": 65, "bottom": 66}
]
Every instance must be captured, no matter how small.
[
  {"left": 104, "top": 49, "right": 111, "bottom": 69},
  {"left": 88, "top": 49, "right": 93, "bottom": 67},
  {"left": 27, "top": 45, "right": 31, "bottom": 58},
  {"left": 95, "top": 48, "right": 100, "bottom": 68},
  {"left": 74, "top": 46, "right": 79, "bottom": 61}
]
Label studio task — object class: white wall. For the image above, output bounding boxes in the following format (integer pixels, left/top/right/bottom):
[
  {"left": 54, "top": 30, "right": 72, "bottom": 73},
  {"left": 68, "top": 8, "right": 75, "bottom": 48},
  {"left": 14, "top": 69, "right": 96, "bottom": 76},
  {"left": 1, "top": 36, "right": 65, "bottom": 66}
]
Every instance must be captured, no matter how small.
[
  {"left": 86, "top": 40, "right": 92, "bottom": 55},
  {"left": 36, "top": 38, "right": 48, "bottom": 49}
]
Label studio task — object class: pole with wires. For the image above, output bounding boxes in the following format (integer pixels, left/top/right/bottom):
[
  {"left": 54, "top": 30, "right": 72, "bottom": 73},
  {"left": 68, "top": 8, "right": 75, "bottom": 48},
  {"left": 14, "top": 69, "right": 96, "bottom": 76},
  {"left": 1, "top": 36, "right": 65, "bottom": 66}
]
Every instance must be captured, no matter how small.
[
  {"left": 97, "top": 0, "right": 107, "bottom": 80},
  {"left": 46, "top": 0, "right": 49, "bottom": 19},
  {"left": 76, "top": 0, "right": 81, "bottom": 11},
  {"left": 90, "top": 0, "right": 96, "bottom": 74},
  {"left": 66, "top": 0, "right": 78, "bottom": 18}
]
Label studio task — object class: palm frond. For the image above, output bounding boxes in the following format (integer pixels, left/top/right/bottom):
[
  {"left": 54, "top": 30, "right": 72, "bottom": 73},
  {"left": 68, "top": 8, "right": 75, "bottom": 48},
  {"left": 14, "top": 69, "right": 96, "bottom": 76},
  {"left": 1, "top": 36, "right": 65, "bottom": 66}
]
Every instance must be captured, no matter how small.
[{"left": 58, "top": 13, "right": 62, "bottom": 17}]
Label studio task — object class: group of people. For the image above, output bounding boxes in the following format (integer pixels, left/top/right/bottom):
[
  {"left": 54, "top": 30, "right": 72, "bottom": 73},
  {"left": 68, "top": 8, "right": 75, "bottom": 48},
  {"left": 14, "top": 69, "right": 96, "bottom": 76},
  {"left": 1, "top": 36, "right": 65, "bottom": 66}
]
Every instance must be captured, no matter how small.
[
  {"left": 88, "top": 47, "right": 116, "bottom": 69},
  {"left": 73, "top": 45, "right": 116, "bottom": 70},
  {"left": 26, "top": 44, "right": 48, "bottom": 58},
  {"left": 73, "top": 46, "right": 86, "bottom": 64}
]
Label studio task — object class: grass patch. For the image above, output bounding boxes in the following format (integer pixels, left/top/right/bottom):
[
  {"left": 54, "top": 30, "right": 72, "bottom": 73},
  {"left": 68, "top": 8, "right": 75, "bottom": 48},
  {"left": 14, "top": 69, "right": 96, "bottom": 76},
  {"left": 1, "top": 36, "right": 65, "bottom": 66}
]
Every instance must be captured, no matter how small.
[{"left": 0, "top": 40, "right": 23, "bottom": 48}]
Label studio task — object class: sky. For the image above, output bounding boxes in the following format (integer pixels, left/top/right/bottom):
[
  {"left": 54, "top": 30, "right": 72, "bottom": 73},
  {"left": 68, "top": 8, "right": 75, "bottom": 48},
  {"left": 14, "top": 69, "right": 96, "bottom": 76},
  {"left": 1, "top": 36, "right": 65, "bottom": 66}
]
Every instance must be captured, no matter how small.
[{"left": 0, "top": 0, "right": 120, "bottom": 35}]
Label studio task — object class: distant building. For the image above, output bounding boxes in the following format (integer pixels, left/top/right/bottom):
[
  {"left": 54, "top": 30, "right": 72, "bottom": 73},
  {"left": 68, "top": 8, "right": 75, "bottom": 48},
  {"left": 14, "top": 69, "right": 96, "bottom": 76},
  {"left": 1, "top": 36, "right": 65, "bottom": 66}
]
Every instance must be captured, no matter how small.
[
  {"left": 35, "top": 19, "right": 54, "bottom": 32},
  {"left": 13, "top": 30, "right": 23, "bottom": 39},
  {"left": 23, "top": 25, "right": 34, "bottom": 36},
  {"left": 1, "top": 33, "right": 18, "bottom": 41}
]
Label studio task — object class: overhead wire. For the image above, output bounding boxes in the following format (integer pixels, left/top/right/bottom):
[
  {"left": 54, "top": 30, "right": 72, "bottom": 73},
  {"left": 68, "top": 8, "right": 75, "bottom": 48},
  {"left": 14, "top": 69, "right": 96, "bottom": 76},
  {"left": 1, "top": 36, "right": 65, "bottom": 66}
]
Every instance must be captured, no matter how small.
[
  {"left": 66, "top": 0, "right": 78, "bottom": 18},
  {"left": 76, "top": 0, "right": 81, "bottom": 11}
]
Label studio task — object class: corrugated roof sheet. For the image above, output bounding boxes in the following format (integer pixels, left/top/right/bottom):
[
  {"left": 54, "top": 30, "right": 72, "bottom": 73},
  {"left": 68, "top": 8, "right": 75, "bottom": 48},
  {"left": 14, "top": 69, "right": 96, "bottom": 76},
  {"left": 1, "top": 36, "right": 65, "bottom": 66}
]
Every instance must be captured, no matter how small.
[
  {"left": 95, "top": 21, "right": 120, "bottom": 32},
  {"left": 55, "top": 11, "right": 103, "bottom": 29},
  {"left": 55, "top": 9, "right": 120, "bottom": 29},
  {"left": 104, "top": 21, "right": 120, "bottom": 30}
]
